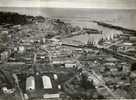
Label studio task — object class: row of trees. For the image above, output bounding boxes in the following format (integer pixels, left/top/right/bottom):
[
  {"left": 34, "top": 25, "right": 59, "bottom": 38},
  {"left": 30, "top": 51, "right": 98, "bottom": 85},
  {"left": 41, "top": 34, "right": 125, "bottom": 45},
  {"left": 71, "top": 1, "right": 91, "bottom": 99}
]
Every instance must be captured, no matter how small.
[{"left": 0, "top": 12, "right": 34, "bottom": 25}]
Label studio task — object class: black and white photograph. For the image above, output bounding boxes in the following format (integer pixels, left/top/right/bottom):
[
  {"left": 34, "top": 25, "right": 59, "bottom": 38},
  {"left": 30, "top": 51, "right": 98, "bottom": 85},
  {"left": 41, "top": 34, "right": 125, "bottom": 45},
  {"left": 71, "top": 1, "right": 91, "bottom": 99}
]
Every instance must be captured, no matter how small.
[{"left": 0, "top": 0, "right": 136, "bottom": 99}]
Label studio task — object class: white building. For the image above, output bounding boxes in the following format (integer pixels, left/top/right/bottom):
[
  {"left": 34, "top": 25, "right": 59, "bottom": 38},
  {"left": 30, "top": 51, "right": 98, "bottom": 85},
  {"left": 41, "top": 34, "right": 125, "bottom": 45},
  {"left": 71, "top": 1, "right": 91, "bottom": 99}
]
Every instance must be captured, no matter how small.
[
  {"left": 26, "top": 76, "right": 35, "bottom": 90},
  {"left": 18, "top": 46, "right": 25, "bottom": 53},
  {"left": 65, "top": 63, "right": 76, "bottom": 68},
  {"left": 42, "top": 75, "right": 52, "bottom": 89},
  {"left": 53, "top": 74, "right": 58, "bottom": 80}
]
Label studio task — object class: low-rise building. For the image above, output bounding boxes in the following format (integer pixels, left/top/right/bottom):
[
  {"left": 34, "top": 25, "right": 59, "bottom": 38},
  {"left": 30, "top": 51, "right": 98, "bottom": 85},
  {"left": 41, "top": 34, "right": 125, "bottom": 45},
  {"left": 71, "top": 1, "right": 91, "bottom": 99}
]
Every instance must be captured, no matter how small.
[
  {"left": 65, "top": 63, "right": 76, "bottom": 68},
  {"left": 26, "top": 76, "right": 35, "bottom": 90}
]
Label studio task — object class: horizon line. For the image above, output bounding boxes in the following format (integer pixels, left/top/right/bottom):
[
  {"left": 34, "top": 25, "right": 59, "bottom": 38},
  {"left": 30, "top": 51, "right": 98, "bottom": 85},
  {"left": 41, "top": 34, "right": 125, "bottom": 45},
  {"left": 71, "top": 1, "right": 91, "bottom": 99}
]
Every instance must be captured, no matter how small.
[{"left": 0, "top": 6, "right": 136, "bottom": 10}]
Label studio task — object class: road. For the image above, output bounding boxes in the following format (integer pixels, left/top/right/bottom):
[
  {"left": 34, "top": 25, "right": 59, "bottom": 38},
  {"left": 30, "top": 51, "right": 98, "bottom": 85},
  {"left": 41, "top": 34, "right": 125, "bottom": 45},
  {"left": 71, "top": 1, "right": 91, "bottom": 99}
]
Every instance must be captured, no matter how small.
[{"left": 12, "top": 74, "right": 25, "bottom": 100}]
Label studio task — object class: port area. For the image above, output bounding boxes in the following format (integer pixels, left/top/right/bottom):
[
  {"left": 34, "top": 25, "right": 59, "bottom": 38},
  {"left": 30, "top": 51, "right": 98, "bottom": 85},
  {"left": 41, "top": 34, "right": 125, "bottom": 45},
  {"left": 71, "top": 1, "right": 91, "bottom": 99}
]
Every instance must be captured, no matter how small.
[{"left": 0, "top": 12, "right": 136, "bottom": 100}]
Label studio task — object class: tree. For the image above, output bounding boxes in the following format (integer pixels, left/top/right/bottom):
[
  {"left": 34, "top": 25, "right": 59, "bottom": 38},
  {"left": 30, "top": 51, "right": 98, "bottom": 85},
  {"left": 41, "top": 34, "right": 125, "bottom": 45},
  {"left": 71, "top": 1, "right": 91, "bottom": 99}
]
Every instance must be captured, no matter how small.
[{"left": 80, "top": 73, "right": 94, "bottom": 90}]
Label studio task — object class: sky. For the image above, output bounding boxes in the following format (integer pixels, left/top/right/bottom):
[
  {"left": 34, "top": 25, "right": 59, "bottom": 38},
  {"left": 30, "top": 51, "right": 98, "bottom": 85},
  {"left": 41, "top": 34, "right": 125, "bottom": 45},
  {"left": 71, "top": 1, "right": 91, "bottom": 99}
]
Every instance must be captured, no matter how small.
[{"left": 0, "top": 0, "right": 136, "bottom": 9}]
